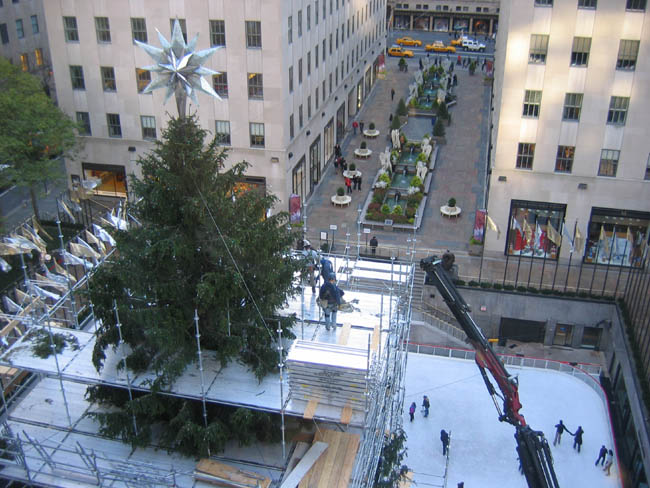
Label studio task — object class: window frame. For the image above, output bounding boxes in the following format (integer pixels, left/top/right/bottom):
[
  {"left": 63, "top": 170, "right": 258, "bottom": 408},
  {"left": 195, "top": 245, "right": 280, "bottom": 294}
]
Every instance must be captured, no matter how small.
[
  {"left": 598, "top": 149, "right": 620, "bottom": 177},
  {"left": 570, "top": 37, "right": 591, "bottom": 66},
  {"left": 215, "top": 120, "right": 231, "bottom": 145},
  {"left": 554, "top": 146, "right": 575, "bottom": 173},
  {"left": 522, "top": 90, "right": 542, "bottom": 118},
  {"left": 136, "top": 68, "right": 151, "bottom": 93},
  {"left": 516, "top": 143, "right": 535, "bottom": 170},
  {"left": 76, "top": 112, "right": 91, "bottom": 136},
  {"left": 212, "top": 72, "right": 228, "bottom": 98},
  {"left": 0, "top": 24, "right": 8, "bottom": 45},
  {"left": 94, "top": 17, "right": 111, "bottom": 43},
  {"left": 616, "top": 40, "right": 639, "bottom": 70},
  {"left": 562, "top": 93, "right": 583, "bottom": 121},
  {"left": 69, "top": 65, "right": 85, "bottom": 90},
  {"left": 140, "top": 115, "right": 157, "bottom": 140},
  {"left": 288, "top": 16, "right": 292, "bottom": 44},
  {"left": 249, "top": 122, "right": 265, "bottom": 148},
  {"left": 106, "top": 113, "right": 122, "bottom": 138},
  {"left": 534, "top": 0, "right": 553, "bottom": 5},
  {"left": 30, "top": 15, "right": 39, "bottom": 35},
  {"left": 209, "top": 20, "right": 225, "bottom": 47},
  {"left": 63, "top": 16, "right": 79, "bottom": 42},
  {"left": 100, "top": 66, "right": 117, "bottom": 92},
  {"left": 626, "top": 0, "right": 646, "bottom": 11},
  {"left": 169, "top": 19, "right": 187, "bottom": 42},
  {"left": 289, "top": 66, "right": 293, "bottom": 93},
  {"left": 607, "top": 96, "right": 629, "bottom": 126},
  {"left": 245, "top": 20, "right": 262, "bottom": 48},
  {"left": 131, "top": 17, "right": 147, "bottom": 43},
  {"left": 15, "top": 19, "right": 24, "bottom": 39},
  {"left": 529, "top": 34, "right": 549, "bottom": 64},
  {"left": 247, "top": 73, "right": 263, "bottom": 99},
  {"left": 578, "top": 0, "right": 597, "bottom": 8}
]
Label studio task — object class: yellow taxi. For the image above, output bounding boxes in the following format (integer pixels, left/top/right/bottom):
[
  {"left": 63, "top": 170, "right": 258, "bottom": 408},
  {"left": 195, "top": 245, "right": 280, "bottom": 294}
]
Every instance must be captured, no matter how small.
[
  {"left": 451, "top": 36, "right": 467, "bottom": 47},
  {"left": 425, "top": 41, "right": 456, "bottom": 53},
  {"left": 396, "top": 36, "right": 422, "bottom": 47},
  {"left": 388, "top": 45, "right": 414, "bottom": 58}
]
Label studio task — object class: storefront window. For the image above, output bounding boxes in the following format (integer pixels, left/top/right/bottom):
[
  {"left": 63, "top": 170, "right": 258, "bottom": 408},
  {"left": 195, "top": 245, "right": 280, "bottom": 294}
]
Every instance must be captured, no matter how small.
[
  {"left": 293, "top": 157, "right": 306, "bottom": 202},
  {"left": 82, "top": 163, "right": 127, "bottom": 198},
  {"left": 584, "top": 207, "right": 650, "bottom": 267},
  {"left": 506, "top": 200, "right": 566, "bottom": 259},
  {"left": 394, "top": 14, "right": 410, "bottom": 29},
  {"left": 414, "top": 15, "right": 430, "bottom": 30},
  {"left": 309, "top": 137, "right": 321, "bottom": 194},
  {"left": 581, "top": 326, "right": 601, "bottom": 350},
  {"left": 552, "top": 324, "right": 573, "bottom": 346},
  {"left": 324, "top": 120, "right": 334, "bottom": 165},
  {"left": 433, "top": 18, "right": 449, "bottom": 32},
  {"left": 453, "top": 18, "right": 469, "bottom": 32}
]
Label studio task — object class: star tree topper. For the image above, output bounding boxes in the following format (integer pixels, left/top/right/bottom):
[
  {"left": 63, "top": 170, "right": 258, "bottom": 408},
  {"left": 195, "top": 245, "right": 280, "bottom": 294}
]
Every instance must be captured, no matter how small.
[{"left": 136, "top": 20, "right": 221, "bottom": 117}]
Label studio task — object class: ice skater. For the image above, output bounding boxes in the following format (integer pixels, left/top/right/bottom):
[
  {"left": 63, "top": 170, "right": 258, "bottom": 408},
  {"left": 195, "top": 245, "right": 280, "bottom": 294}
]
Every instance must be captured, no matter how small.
[
  {"left": 553, "top": 420, "right": 571, "bottom": 446},
  {"left": 572, "top": 426, "right": 584, "bottom": 452},
  {"left": 595, "top": 445, "right": 607, "bottom": 466},
  {"left": 422, "top": 395, "right": 430, "bottom": 417},
  {"left": 409, "top": 402, "right": 416, "bottom": 422},
  {"left": 603, "top": 449, "right": 614, "bottom": 475},
  {"left": 440, "top": 429, "right": 449, "bottom": 456}
]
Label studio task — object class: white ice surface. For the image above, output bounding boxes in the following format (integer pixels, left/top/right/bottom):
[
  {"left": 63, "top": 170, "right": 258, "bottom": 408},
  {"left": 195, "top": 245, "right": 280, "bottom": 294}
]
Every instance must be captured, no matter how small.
[{"left": 403, "top": 354, "right": 622, "bottom": 488}]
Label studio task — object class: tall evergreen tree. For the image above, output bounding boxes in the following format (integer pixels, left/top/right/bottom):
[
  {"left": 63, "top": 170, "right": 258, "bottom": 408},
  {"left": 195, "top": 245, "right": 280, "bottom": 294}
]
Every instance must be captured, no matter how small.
[{"left": 91, "top": 114, "right": 300, "bottom": 385}]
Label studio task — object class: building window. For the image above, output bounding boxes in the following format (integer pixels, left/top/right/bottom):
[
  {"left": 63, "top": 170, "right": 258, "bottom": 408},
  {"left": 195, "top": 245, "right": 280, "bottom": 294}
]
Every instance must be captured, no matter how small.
[
  {"left": 307, "top": 51, "right": 311, "bottom": 76},
  {"left": 298, "top": 58, "right": 303, "bottom": 84},
  {"left": 645, "top": 154, "right": 650, "bottom": 180},
  {"left": 69, "top": 65, "right": 85, "bottom": 90},
  {"left": 76, "top": 112, "right": 91, "bottom": 136},
  {"left": 100, "top": 66, "right": 116, "bottom": 92},
  {"left": 529, "top": 34, "right": 549, "bottom": 64},
  {"left": 215, "top": 120, "right": 231, "bottom": 145},
  {"left": 140, "top": 116, "right": 156, "bottom": 140},
  {"left": 329, "top": 33, "right": 333, "bottom": 54},
  {"left": 563, "top": 93, "right": 583, "bottom": 121},
  {"left": 578, "top": 0, "right": 597, "bottom": 7},
  {"left": 535, "top": 0, "right": 553, "bottom": 5},
  {"left": 131, "top": 18, "right": 147, "bottom": 43},
  {"left": 0, "top": 24, "right": 8, "bottom": 44},
  {"left": 19, "top": 53, "right": 28, "bottom": 71},
  {"left": 136, "top": 68, "right": 151, "bottom": 93},
  {"left": 289, "top": 114, "right": 294, "bottom": 139},
  {"left": 598, "top": 149, "right": 619, "bottom": 177},
  {"left": 616, "top": 40, "right": 639, "bottom": 70},
  {"left": 552, "top": 324, "right": 573, "bottom": 347},
  {"left": 322, "top": 80, "right": 326, "bottom": 101},
  {"left": 626, "top": 0, "right": 646, "bottom": 11},
  {"left": 212, "top": 72, "right": 228, "bottom": 97},
  {"left": 106, "top": 113, "right": 122, "bottom": 138},
  {"left": 322, "top": 39, "right": 326, "bottom": 61},
  {"left": 315, "top": 87, "right": 319, "bottom": 109},
  {"left": 298, "top": 10, "right": 302, "bottom": 37},
  {"left": 288, "top": 16, "right": 292, "bottom": 44},
  {"left": 15, "top": 19, "right": 23, "bottom": 39},
  {"left": 246, "top": 21, "right": 261, "bottom": 48},
  {"left": 95, "top": 17, "right": 111, "bottom": 43},
  {"left": 307, "top": 5, "right": 311, "bottom": 30},
  {"left": 63, "top": 16, "right": 78, "bottom": 42},
  {"left": 516, "top": 143, "right": 535, "bottom": 170},
  {"left": 249, "top": 122, "right": 265, "bottom": 147},
  {"left": 507, "top": 200, "right": 566, "bottom": 259},
  {"left": 607, "top": 96, "right": 629, "bottom": 125},
  {"left": 308, "top": 95, "right": 312, "bottom": 118},
  {"left": 522, "top": 90, "right": 542, "bottom": 118},
  {"left": 34, "top": 48, "right": 43, "bottom": 66},
  {"left": 247, "top": 73, "right": 263, "bottom": 99},
  {"left": 585, "top": 207, "right": 650, "bottom": 267},
  {"left": 210, "top": 20, "right": 225, "bottom": 47},
  {"left": 555, "top": 146, "right": 575, "bottom": 173},
  {"left": 170, "top": 19, "right": 187, "bottom": 42},
  {"left": 315, "top": 45, "right": 319, "bottom": 67},
  {"left": 30, "top": 15, "right": 39, "bottom": 34},
  {"left": 288, "top": 66, "right": 293, "bottom": 93},
  {"left": 570, "top": 37, "right": 591, "bottom": 66},
  {"left": 299, "top": 104, "right": 304, "bottom": 128},
  {"left": 82, "top": 163, "right": 127, "bottom": 197},
  {"left": 315, "top": 0, "right": 319, "bottom": 24}
]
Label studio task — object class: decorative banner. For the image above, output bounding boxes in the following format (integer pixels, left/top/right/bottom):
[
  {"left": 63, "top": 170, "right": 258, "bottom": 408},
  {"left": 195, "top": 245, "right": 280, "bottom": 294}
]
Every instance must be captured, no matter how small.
[
  {"left": 289, "top": 194, "right": 301, "bottom": 223},
  {"left": 473, "top": 209, "right": 486, "bottom": 243},
  {"left": 486, "top": 215, "right": 501, "bottom": 239},
  {"left": 486, "top": 60, "right": 494, "bottom": 78}
]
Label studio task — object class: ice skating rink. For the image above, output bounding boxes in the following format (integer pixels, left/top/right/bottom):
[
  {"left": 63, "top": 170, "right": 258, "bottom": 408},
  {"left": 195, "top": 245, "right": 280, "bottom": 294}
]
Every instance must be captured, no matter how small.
[{"left": 403, "top": 353, "right": 622, "bottom": 488}]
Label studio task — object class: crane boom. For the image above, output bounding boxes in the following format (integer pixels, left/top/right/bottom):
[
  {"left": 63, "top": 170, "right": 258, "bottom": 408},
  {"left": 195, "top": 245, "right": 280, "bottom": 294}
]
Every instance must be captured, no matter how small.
[{"left": 420, "top": 253, "right": 560, "bottom": 488}]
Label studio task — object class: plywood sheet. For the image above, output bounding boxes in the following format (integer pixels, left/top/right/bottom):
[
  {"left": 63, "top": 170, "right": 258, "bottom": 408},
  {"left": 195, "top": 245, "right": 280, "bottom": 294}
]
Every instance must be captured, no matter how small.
[
  {"left": 298, "top": 429, "right": 360, "bottom": 488},
  {"left": 195, "top": 459, "right": 270, "bottom": 488}
]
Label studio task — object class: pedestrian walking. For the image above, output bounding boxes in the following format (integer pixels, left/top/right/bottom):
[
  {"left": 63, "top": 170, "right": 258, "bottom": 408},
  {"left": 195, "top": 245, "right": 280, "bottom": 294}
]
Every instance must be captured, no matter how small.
[
  {"left": 440, "top": 429, "right": 450, "bottom": 456},
  {"left": 595, "top": 445, "right": 607, "bottom": 466},
  {"left": 359, "top": 121, "right": 365, "bottom": 133},
  {"left": 453, "top": 74, "right": 458, "bottom": 86},
  {"left": 603, "top": 450, "right": 614, "bottom": 475},
  {"left": 341, "top": 158, "right": 348, "bottom": 172},
  {"left": 553, "top": 420, "right": 571, "bottom": 446},
  {"left": 389, "top": 113, "right": 393, "bottom": 123},
  {"left": 391, "top": 87, "right": 395, "bottom": 100},
  {"left": 457, "top": 483, "right": 464, "bottom": 488},
  {"left": 408, "top": 402, "right": 416, "bottom": 422},
  {"left": 357, "top": 174, "right": 362, "bottom": 191},
  {"left": 334, "top": 143, "right": 342, "bottom": 158},
  {"left": 370, "top": 236, "right": 378, "bottom": 255},
  {"left": 352, "top": 120, "right": 358, "bottom": 134},
  {"left": 345, "top": 177, "right": 352, "bottom": 194},
  {"left": 422, "top": 395, "right": 430, "bottom": 417},
  {"left": 419, "top": 58, "right": 423, "bottom": 70},
  {"left": 457, "top": 55, "right": 461, "bottom": 65},
  {"left": 572, "top": 426, "right": 584, "bottom": 452},
  {"left": 318, "top": 274, "right": 343, "bottom": 331}
]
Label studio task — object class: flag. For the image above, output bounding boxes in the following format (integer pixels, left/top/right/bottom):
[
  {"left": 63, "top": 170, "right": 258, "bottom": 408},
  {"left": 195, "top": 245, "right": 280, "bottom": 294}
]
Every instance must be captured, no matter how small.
[
  {"left": 69, "top": 242, "right": 99, "bottom": 260},
  {"left": 546, "top": 220, "right": 561, "bottom": 246},
  {"left": 523, "top": 220, "right": 533, "bottom": 246},
  {"left": 0, "top": 243, "right": 23, "bottom": 256},
  {"left": 562, "top": 222, "right": 574, "bottom": 252},
  {"left": 58, "top": 200, "right": 76, "bottom": 223},
  {"left": 76, "top": 237, "right": 101, "bottom": 260},
  {"left": 32, "top": 216, "right": 53, "bottom": 240},
  {"left": 93, "top": 224, "right": 116, "bottom": 247},
  {"left": 486, "top": 215, "right": 501, "bottom": 239},
  {"left": 2, "top": 296, "right": 22, "bottom": 313},
  {"left": 535, "top": 223, "right": 542, "bottom": 249},
  {"left": 575, "top": 224, "right": 584, "bottom": 253},
  {"left": 599, "top": 225, "right": 609, "bottom": 257},
  {"left": 28, "top": 282, "right": 60, "bottom": 301},
  {"left": 611, "top": 226, "right": 618, "bottom": 257},
  {"left": 86, "top": 230, "right": 106, "bottom": 255},
  {"left": 34, "top": 273, "right": 68, "bottom": 292},
  {"left": 0, "top": 257, "right": 10, "bottom": 273},
  {"left": 511, "top": 217, "right": 523, "bottom": 233},
  {"left": 54, "top": 261, "right": 77, "bottom": 284}
]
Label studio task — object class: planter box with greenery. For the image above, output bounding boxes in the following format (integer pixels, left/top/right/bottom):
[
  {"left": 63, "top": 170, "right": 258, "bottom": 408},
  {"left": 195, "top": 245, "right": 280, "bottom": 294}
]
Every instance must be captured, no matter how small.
[
  {"left": 369, "top": 122, "right": 376, "bottom": 130},
  {"left": 337, "top": 187, "right": 345, "bottom": 197},
  {"left": 360, "top": 141, "right": 367, "bottom": 150},
  {"left": 349, "top": 163, "right": 356, "bottom": 171}
]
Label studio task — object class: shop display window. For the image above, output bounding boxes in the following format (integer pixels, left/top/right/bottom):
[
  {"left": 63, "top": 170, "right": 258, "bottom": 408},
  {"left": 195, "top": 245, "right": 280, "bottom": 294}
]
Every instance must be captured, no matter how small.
[
  {"left": 82, "top": 163, "right": 127, "bottom": 197},
  {"left": 506, "top": 200, "right": 566, "bottom": 260},
  {"left": 584, "top": 208, "right": 649, "bottom": 268}
]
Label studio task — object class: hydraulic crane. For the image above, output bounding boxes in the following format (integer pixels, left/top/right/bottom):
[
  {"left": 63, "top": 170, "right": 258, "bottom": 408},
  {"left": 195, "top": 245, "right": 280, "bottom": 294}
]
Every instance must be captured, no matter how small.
[{"left": 420, "top": 253, "right": 560, "bottom": 488}]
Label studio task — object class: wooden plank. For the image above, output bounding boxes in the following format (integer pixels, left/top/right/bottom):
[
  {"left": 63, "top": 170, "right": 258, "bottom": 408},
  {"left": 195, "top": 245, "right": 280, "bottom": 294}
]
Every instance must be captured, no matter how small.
[
  {"left": 398, "top": 471, "right": 414, "bottom": 488},
  {"left": 370, "top": 323, "right": 380, "bottom": 351},
  {"left": 328, "top": 432, "right": 351, "bottom": 488},
  {"left": 303, "top": 398, "right": 319, "bottom": 420},
  {"left": 279, "top": 441, "right": 328, "bottom": 488},
  {"left": 340, "top": 404, "right": 353, "bottom": 425},
  {"left": 337, "top": 322, "right": 352, "bottom": 345},
  {"left": 0, "top": 366, "right": 18, "bottom": 376},
  {"left": 195, "top": 459, "right": 270, "bottom": 488},
  {"left": 314, "top": 430, "right": 341, "bottom": 488},
  {"left": 336, "top": 433, "right": 360, "bottom": 488}
]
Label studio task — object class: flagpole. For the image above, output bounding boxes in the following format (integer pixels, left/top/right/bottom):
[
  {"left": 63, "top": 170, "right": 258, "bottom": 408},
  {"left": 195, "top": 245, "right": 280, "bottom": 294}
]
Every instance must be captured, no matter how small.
[
  {"left": 551, "top": 219, "right": 563, "bottom": 291},
  {"left": 601, "top": 227, "right": 617, "bottom": 296},
  {"left": 613, "top": 238, "right": 629, "bottom": 298},
  {"left": 573, "top": 221, "right": 583, "bottom": 293},
  {"left": 588, "top": 225, "right": 603, "bottom": 294}
]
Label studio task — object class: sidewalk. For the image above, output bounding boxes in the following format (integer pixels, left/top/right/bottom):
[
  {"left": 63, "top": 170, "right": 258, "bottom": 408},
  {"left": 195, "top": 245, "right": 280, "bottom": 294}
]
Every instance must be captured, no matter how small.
[{"left": 303, "top": 56, "right": 491, "bottom": 262}]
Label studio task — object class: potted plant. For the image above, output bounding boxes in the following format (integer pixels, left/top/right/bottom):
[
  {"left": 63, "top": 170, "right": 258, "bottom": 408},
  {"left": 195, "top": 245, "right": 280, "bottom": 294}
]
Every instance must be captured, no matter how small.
[
  {"left": 369, "top": 122, "right": 376, "bottom": 131},
  {"left": 360, "top": 141, "right": 367, "bottom": 150},
  {"left": 448, "top": 197, "right": 456, "bottom": 208},
  {"left": 337, "top": 187, "right": 345, "bottom": 197},
  {"left": 469, "top": 236, "right": 484, "bottom": 256},
  {"left": 433, "top": 119, "right": 446, "bottom": 138},
  {"left": 397, "top": 98, "right": 408, "bottom": 116},
  {"left": 349, "top": 163, "right": 356, "bottom": 171},
  {"left": 391, "top": 114, "right": 402, "bottom": 131}
]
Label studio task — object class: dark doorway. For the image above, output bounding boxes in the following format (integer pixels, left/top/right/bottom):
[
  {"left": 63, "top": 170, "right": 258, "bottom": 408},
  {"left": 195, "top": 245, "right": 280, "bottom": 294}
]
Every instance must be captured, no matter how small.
[{"left": 499, "top": 317, "right": 546, "bottom": 344}]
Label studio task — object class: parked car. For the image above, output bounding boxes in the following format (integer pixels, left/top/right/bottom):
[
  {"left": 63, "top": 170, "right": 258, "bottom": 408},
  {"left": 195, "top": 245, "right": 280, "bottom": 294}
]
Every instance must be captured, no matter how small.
[
  {"left": 388, "top": 45, "right": 414, "bottom": 57},
  {"left": 461, "top": 39, "right": 486, "bottom": 52},
  {"left": 396, "top": 36, "right": 422, "bottom": 47},
  {"left": 425, "top": 41, "right": 456, "bottom": 53}
]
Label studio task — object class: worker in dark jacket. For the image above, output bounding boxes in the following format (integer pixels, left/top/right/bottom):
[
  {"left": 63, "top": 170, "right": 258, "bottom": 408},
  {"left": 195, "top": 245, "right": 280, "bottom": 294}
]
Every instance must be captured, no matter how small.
[
  {"left": 553, "top": 420, "right": 572, "bottom": 446},
  {"left": 440, "top": 429, "right": 450, "bottom": 455},
  {"left": 319, "top": 275, "right": 343, "bottom": 331},
  {"left": 572, "top": 426, "right": 584, "bottom": 452},
  {"left": 595, "top": 445, "right": 608, "bottom": 466}
]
